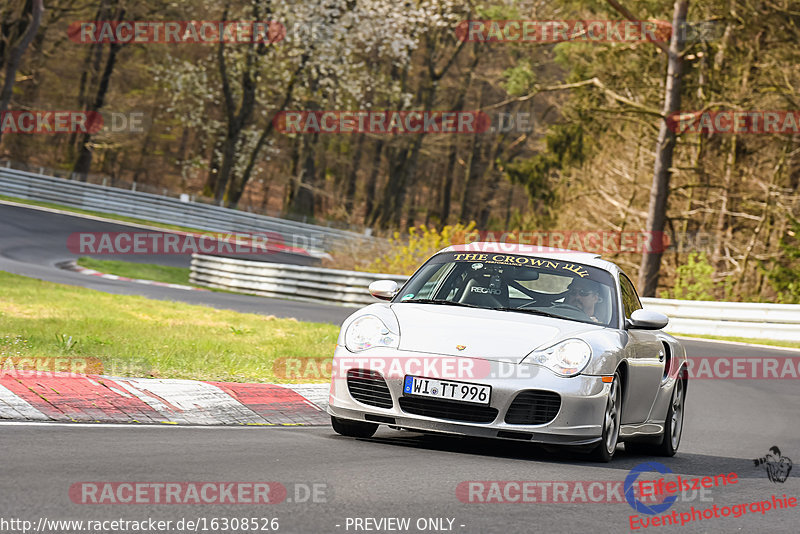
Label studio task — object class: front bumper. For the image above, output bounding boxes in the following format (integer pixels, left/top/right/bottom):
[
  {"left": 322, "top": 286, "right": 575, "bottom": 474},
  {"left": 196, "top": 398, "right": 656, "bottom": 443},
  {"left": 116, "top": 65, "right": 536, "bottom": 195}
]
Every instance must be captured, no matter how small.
[{"left": 327, "top": 346, "right": 610, "bottom": 446}]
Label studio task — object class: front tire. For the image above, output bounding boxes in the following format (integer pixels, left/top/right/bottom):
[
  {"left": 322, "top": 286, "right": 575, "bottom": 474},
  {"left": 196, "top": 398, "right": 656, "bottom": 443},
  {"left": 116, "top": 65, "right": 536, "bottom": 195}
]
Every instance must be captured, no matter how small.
[
  {"left": 331, "top": 416, "right": 378, "bottom": 438},
  {"left": 590, "top": 372, "right": 622, "bottom": 462}
]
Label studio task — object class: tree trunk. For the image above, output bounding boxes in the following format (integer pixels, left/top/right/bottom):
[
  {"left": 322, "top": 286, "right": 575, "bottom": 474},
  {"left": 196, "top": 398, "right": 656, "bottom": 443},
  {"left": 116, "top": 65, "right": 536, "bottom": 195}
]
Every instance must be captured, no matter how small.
[
  {"left": 344, "top": 132, "right": 366, "bottom": 215},
  {"left": 227, "top": 55, "right": 307, "bottom": 208},
  {"left": 72, "top": 37, "right": 124, "bottom": 179},
  {"left": 439, "top": 140, "right": 458, "bottom": 225},
  {"left": 364, "top": 139, "right": 384, "bottom": 225},
  {"left": 637, "top": 0, "right": 688, "bottom": 296},
  {"left": 0, "top": 0, "right": 43, "bottom": 146},
  {"left": 212, "top": 2, "right": 260, "bottom": 204},
  {"left": 286, "top": 132, "right": 318, "bottom": 218}
]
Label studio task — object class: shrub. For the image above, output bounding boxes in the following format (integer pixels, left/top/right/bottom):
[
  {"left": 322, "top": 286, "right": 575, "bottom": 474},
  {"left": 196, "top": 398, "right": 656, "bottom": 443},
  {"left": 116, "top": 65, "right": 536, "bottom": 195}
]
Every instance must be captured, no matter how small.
[
  {"left": 365, "top": 222, "right": 477, "bottom": 275},
  {"left": 661, "top": 252, "right": 717, "bottom": 301},
  {"left": 765, "top": 217, "right": 800, "bottom": 303}
]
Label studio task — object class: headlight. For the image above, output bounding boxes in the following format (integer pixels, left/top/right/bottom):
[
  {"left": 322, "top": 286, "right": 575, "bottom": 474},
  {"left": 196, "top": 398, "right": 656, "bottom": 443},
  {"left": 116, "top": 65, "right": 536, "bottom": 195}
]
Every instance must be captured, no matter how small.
[
  {"left": 344, "top": 315, "right": 399, "bottom": 352},
  {"left": 523, "top": 339, "right": 591, "bottom": 377}
]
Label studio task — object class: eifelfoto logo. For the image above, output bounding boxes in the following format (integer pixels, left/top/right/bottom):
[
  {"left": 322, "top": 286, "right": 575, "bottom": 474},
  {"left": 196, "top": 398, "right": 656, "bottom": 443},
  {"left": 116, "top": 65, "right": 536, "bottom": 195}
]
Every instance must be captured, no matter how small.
[{"left": 753, "top": 446, "right": 793, "bottom": 483}]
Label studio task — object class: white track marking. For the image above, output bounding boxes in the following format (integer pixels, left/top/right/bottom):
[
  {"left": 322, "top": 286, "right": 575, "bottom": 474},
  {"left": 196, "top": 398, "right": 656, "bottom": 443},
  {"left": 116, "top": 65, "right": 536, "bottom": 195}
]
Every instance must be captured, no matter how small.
[
  {"left": 283, "top": 384, "right": 330, "bottom": 411},
  {"left": 113, "top": 378, "right": 265, "bottom": 425},
  {"left": 0, "top": 384, "right": 49, "bottom": 421}
]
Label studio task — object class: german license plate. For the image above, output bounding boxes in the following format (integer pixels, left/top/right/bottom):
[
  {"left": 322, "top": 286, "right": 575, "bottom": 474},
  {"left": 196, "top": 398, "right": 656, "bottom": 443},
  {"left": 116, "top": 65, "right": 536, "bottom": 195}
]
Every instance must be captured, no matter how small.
[{"left": 403, "top": 376, "right": 491, "bottom": 405}]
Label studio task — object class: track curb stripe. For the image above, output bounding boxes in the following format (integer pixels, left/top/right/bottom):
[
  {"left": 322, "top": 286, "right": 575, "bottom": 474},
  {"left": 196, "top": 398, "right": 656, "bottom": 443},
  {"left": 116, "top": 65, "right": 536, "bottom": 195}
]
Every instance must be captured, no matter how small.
[
  {"left": 63, "top": 261, "right": 204, "bottom": 291},
  {"left": 0, "top": 374, "right": 329, "bottom": 426}
]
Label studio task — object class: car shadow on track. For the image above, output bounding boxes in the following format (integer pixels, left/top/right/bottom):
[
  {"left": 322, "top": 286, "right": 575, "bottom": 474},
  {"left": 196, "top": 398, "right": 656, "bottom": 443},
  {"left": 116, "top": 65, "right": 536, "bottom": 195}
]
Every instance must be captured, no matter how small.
[{"left": 327, "top": 429, "right": 764, "bottom": 478}]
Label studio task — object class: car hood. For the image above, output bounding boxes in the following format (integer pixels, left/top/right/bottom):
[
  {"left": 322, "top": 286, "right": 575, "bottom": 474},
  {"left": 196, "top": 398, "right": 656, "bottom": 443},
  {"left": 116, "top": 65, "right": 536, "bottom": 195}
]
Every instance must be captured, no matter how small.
[{"left": 390, "top": 303, "right": 603, "bottom": 364}]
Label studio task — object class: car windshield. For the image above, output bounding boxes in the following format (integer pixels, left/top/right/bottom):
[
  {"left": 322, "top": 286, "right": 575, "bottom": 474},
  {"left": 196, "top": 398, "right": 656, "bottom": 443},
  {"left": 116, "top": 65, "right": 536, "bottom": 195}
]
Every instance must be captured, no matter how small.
[{"left": 395, "top": 251, "right": 618, "bottom": 327}]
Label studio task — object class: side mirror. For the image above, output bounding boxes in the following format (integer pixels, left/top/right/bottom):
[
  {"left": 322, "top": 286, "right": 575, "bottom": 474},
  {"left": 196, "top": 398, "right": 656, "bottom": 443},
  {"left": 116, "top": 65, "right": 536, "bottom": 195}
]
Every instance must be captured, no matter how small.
[
  {"left": 368, "top": 280, "right": 399, "bottom": 301},
  {"left": 627, "top": 309, "right": 669, "bottom": 330}
]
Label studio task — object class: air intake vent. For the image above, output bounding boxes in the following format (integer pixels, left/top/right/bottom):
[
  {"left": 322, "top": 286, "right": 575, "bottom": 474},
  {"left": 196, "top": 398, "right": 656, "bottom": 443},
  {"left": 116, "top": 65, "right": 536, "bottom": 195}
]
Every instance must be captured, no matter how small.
[
  {"left": 504, "top": 390, "right": 561, "bottom": 425},
  {"left": 346, "top": 369, "right": 393, "bottom": 409},
  {"left": 399, "top": 397, "right": 498, "bottom": 423}
]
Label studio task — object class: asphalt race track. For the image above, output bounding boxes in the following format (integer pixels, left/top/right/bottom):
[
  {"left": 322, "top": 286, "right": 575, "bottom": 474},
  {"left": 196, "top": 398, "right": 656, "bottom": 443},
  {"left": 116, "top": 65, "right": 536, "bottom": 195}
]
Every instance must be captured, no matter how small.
[
  {"left": 1, "top": 371, "right": 799, "bottom": 533},
  {"left": 0, "top": 202, "right": 356, "bottom": 324},
  {"left": 1, "top": 201, "right": 799, "bottom": 533}
]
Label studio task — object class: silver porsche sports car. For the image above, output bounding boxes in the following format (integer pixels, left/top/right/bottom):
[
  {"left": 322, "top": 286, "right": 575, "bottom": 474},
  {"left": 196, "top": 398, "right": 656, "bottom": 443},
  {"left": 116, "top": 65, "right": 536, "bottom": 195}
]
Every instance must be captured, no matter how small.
[{"left": 328, "top": 244, "right": 688, "bottom": 461}]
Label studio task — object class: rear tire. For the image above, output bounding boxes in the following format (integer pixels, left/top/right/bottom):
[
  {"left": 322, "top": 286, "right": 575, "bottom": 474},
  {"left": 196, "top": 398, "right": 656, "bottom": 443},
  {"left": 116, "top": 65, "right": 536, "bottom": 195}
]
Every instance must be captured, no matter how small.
[
  {"left": 331, "top": 416, "right": 378, "bottom": 438},
  {"left": 589, "top": 372, "right": 622, "bottom": 462},
  {"left": 625, "top": 373, "right": 686, "bottom": 457}
]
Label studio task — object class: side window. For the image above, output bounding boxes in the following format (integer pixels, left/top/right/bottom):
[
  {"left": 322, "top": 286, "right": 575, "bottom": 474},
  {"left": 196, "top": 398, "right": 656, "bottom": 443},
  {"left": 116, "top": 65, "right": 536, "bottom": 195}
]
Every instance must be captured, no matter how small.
[
  {"left": 619, "top": 274, "right": 643, "bottom": 319},
  {"left": 408, "top": 263, "right": 453, "bottom": 299}
]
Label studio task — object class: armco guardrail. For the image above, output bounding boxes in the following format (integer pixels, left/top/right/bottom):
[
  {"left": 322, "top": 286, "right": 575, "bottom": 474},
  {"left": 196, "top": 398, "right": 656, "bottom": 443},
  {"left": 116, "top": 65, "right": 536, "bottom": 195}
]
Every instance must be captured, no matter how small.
[
  {"left": 0, "top": 166, "right": 372, "bottom": 255},
  {"left": 640, "top": 298, "right": 800, "bottom": 342},
  {"left": 190, "top": 254, "right": 408, "bottom": 306},
  {"left": 191, "top": 254, "right": 800, "bottom": 341}
]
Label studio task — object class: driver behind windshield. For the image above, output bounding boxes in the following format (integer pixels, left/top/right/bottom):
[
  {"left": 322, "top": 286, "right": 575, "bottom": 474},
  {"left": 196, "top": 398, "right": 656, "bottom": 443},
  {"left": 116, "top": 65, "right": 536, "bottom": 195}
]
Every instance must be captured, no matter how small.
[{"left": 563, "top": 278, "right": 603, "bottom": 322}]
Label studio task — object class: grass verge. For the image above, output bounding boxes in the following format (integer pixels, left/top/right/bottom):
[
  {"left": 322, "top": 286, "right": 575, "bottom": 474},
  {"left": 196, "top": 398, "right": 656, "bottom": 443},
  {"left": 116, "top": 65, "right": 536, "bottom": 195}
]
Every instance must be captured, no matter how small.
[
  {"left": 76, "top": 257, "right": 192, "bottom": 286},
  {"left": 0, "top": 271, "right": 337, "bottom": 382},
  {"left": 673, "top": 333, "right": 800, "bottom": 350}
]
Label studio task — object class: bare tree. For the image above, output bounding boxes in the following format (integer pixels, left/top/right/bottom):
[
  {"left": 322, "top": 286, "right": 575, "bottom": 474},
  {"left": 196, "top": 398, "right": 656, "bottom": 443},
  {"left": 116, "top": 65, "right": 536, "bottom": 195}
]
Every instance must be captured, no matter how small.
[
  {"left": 0, "top": 0, "right": 44, "bottom": 146},
  {"left": 638, "top": 0, "right": 689, "bottom": 295}
]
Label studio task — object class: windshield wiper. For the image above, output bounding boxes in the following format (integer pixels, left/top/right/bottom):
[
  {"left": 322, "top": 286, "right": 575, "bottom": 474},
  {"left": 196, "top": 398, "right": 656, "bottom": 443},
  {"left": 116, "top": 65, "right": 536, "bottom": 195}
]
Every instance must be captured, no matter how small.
[
  {"left": 400, "top": 299, "right": 482, "bottom": 309},
  {"left": 493, "top": 307, "right": 566, "bottom": 320}
]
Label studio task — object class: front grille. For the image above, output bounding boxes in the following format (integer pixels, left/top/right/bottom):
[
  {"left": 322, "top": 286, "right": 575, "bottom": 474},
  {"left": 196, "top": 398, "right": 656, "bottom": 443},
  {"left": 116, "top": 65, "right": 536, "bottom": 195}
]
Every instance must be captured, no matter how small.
[
  {"left": 399, "top": 396, "right": 498, "bottom": 423},
  {"left": 346, "top": 369, "right": 393, "bottom": 409},
  {"left": 504, "top": 390, "right": 561, "bottom": 425}
]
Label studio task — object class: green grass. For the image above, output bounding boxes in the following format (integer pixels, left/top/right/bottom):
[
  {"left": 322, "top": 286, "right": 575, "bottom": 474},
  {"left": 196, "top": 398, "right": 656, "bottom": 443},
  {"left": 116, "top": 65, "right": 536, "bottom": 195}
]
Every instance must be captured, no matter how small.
[
  {"left": 0, "top": 271, "right": 338, "bottom": 382},
  {"left": 674, "top": 333, "right": 800, "bottom": 350},
  {"left": 77, "top": 257, "right": 192, "bottom": 286},
  {"left": 0, "top": 193, "right": 207, "bottom": 234}
]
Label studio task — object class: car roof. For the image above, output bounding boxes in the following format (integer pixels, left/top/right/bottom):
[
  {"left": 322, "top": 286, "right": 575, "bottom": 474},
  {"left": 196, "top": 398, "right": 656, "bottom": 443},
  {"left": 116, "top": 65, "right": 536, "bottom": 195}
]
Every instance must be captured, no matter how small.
[{"left": 437, "top": 242, "right": 621, "bottom": 274}]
